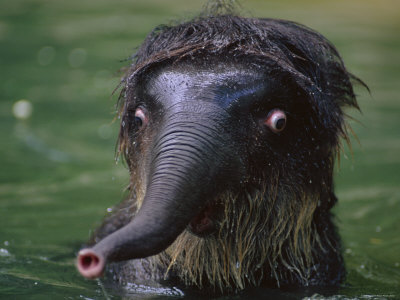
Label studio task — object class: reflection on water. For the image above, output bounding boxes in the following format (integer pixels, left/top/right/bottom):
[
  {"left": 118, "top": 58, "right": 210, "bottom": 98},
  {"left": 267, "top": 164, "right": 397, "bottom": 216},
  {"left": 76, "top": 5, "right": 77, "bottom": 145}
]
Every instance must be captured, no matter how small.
[
  {"left": 14, "top": 122, "right": 72, "bottom": 163},
  {"left": 1, "top": 0, "right": 399, "bottom": 299}
]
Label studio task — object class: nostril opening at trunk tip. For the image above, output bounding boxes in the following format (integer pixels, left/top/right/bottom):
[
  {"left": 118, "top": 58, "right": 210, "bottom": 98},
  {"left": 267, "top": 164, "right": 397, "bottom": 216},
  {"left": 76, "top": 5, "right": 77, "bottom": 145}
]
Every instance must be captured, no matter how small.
[
  {"left": 80, "top": 253, "right": 99, "bottom": 270},
  {"left": 77, "top": 249, "right": 104, "bottom": 278}
]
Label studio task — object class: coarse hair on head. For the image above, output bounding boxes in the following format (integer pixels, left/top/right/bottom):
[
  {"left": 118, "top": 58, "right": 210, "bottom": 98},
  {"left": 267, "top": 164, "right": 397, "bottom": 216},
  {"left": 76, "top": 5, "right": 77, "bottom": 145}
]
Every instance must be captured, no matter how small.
[{"left": 117, "top": 13, "right": 365, "bottom": 164}]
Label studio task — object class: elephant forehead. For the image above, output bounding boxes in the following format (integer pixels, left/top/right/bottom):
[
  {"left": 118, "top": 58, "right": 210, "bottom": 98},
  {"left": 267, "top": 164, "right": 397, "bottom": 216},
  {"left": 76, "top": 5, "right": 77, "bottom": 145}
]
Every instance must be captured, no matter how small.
[{"left": 146, "top": 64, "right": 267, "bottom": 110}]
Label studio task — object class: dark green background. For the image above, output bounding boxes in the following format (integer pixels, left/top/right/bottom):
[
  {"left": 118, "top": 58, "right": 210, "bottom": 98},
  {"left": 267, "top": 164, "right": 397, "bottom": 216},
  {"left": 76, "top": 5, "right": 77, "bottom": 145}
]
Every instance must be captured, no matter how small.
[{"left": 1, "top": 0, "right": 399, "bottom": 298}]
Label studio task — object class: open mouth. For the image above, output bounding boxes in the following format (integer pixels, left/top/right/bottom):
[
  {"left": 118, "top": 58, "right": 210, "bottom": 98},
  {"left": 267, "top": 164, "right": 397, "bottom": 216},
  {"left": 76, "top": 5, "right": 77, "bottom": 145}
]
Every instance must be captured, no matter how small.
[{"left": 188, "top": 202, "right": 219, "bottom": 236}]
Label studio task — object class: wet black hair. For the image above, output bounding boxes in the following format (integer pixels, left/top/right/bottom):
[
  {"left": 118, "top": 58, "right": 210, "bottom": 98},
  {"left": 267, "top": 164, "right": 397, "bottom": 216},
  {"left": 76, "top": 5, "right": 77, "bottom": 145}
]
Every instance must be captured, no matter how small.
[{"left": 119, "top": 15, "right": 365, "bottom": 158}]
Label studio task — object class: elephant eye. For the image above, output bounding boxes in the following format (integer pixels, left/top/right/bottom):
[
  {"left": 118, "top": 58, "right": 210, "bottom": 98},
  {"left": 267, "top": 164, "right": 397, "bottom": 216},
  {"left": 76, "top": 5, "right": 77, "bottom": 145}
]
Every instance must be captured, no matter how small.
[
  {"left": 134, "top": 108, "right": 148, "bottom": 128},
  {"left": 265, "top": 109, "right": 286, "bottom": 133}
]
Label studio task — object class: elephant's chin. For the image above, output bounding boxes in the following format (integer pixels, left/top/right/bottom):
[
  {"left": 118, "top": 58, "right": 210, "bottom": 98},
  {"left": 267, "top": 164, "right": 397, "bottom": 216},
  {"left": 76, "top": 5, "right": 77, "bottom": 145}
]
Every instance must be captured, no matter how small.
[{"left": 188, "top": 201, "right": 220, "bottom": 237}]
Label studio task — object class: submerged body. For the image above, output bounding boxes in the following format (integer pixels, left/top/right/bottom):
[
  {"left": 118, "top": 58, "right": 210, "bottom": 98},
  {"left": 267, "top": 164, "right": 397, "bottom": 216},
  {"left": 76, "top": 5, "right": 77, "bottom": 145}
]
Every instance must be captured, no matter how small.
[{"left": 77, "top": 15, "right": 361, "bottom": 293}]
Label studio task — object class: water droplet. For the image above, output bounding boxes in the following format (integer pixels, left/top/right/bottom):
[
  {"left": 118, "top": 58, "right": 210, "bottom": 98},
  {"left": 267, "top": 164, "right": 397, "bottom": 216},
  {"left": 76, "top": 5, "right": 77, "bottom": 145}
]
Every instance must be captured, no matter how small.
[{"left": 12, "top": 99, "right": 33, "bottom": 120}]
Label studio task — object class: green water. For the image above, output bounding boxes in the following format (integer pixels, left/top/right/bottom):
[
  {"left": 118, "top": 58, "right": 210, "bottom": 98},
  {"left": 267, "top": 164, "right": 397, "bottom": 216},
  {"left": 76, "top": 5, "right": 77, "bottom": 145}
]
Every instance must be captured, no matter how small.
[{"left": 0, "top": 0, "right": 399, "bottom": 299}]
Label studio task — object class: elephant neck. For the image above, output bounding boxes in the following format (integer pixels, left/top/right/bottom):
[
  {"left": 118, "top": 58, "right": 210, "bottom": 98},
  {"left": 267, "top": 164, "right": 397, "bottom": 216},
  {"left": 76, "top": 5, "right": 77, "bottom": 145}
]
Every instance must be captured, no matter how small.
[{"left": 151, "top": 184, "right": 338, "bottom": 292}]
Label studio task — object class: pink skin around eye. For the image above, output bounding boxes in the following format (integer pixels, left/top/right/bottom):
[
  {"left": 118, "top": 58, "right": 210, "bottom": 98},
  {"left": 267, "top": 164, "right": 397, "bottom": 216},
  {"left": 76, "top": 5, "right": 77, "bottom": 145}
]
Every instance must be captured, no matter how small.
[
  {"left": 134, "top": 108, "right": 148, "bottom": 126},
  {"left": 264, "top": 109, "right": 286, "bottom": 133}
]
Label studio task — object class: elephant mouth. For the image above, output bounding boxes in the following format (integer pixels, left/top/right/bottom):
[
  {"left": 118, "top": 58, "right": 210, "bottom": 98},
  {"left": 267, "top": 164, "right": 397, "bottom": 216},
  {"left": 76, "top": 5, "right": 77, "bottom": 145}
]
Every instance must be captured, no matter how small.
[{"left": 188, "top": 201, "right": 220, "bottom": 236}]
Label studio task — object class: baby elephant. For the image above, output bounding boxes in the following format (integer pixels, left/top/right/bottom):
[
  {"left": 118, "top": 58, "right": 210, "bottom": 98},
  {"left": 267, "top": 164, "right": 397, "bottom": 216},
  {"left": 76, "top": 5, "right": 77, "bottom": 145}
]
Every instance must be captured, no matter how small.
[{"left": 77, "top": 14, "right": 362, "bottom": 293}]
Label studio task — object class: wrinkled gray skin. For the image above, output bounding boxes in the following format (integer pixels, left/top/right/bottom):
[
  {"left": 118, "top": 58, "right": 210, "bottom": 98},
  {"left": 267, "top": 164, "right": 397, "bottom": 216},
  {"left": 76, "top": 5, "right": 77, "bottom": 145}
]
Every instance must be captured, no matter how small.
[
  {"left": 77, "top": 59, "right": 271, "bottom": 275},
  {"left": 77, "top": 55, "right": 345, "bottom": 291},
  {"left": 110, "top": 61, "right": 252, "bottom": 257}
]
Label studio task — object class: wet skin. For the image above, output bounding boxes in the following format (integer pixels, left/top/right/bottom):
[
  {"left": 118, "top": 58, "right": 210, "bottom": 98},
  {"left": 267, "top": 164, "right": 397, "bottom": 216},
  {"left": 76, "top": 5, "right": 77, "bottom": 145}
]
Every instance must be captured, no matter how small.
[
  {"left": 137, "top": 60, "right": 297, "bottom": 235},
  {"left": 77, "top": 50, "right": 345, "bottom": 288},
  {"left": 142, "top": 62, "right": 268, "bottom": 236},
  {"left": 77, "top": 58, "right": 298, "bottom": 276}
]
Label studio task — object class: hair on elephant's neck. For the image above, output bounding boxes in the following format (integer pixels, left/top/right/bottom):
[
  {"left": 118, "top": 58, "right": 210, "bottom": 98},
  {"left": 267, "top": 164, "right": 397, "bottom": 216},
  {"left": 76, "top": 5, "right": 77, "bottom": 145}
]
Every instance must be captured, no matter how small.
[{"left": 148, "top": 171, "right": 333, "bottom": 292}]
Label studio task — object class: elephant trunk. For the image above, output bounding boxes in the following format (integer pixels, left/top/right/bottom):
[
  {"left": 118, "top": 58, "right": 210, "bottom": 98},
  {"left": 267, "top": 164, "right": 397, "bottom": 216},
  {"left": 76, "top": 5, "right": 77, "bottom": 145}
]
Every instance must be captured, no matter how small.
[{"left": 77, "top": 115, "right": 236, "bottom": 279}]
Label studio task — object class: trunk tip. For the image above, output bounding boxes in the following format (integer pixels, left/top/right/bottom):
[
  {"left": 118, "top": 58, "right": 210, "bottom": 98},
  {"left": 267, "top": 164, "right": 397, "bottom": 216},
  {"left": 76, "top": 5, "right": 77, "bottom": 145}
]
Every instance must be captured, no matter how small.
[{"left": 77, "top": 248, "right": 105, "bottom": 279}]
